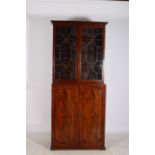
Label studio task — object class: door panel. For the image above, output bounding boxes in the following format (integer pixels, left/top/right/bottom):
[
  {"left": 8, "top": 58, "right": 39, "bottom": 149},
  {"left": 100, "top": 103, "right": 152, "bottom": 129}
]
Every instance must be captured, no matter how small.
[
  {"left": 79, "top": 84, "right": 104, "bottom": 148},
  {"left": 79, "top": 24, "right": 105, "bottom": 81},
  {"left": 52, "top": 84, "right": 78, "bottom": 148},
  {"left": 53, "top": 24, "right": 78, "bottom": 81}
]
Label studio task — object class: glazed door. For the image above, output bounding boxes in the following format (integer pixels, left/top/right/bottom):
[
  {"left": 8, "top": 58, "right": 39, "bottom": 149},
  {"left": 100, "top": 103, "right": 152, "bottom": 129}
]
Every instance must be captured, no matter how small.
[
  {"left": 52, "top": 84, "right": 78, "bottom": 149},
  {"left": 79, "top": 84, "right": 105, "bottom": 148},
  {"left": 79, "top": 24, "right": 105, "bottom": 81},
  {"left": 53, "top": 23, "right": 78, "bottom": 81}
]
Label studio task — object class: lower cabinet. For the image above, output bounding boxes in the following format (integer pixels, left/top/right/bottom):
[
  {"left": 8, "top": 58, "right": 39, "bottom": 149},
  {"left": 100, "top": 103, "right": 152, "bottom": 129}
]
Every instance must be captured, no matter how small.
[{"left": 51, "top": 83, "right": 106, "bottom": 149}]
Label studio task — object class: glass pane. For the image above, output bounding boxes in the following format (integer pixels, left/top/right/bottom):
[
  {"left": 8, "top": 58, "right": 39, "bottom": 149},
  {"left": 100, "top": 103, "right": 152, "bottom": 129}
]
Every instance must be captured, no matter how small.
[
  {"left": 81, "top": 28, "right": 103, "bottom": 80},
  {"left": 55, "top": 27, "right": 77, "bottom": 80}
]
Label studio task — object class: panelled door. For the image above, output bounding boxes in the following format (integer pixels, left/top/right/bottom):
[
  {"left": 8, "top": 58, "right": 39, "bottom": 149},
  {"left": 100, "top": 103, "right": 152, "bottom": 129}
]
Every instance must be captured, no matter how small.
[
  {"left": 52, "top": 84, "right": 78, "bottom": 149},
  {"left": 79, "top": 84, "right": 105, "bottom": 148}
]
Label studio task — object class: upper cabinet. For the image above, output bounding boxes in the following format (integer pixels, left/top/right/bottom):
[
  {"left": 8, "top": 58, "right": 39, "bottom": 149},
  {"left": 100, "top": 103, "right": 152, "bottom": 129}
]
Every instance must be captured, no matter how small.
[{"left": 52, "top": 21, "right": 107, "bottom": 82}]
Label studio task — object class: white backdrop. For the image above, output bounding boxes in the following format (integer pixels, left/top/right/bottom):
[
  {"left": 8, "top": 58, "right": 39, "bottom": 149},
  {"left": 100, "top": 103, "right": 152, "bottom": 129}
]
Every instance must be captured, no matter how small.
[{"left": 26, "top": 0, "right": 129, "bottom": 134}]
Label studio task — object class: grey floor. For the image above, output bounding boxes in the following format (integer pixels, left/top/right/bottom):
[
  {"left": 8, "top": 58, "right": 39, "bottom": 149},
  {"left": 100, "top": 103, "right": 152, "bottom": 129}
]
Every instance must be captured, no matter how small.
[{"left": 27, "top": 132, "right": 129, "bottom": 155}]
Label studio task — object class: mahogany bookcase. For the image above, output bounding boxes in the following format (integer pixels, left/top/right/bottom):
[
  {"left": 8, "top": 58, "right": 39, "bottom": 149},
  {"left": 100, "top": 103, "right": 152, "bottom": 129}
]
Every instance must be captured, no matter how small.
[{"left": 51, "top": 21, "right": 108, "bottom": 149}]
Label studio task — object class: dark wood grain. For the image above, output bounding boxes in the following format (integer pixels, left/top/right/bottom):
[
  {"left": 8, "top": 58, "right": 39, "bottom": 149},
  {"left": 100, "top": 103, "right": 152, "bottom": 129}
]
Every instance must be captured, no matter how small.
[
  {"left": 51, "top": 84, "right": 78, "bottom": 149},
  {"left": 79, "top": 84, "right": 105, "bottom": 149}
]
